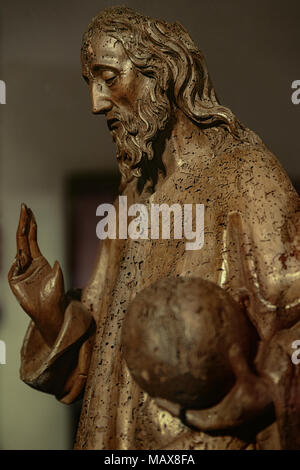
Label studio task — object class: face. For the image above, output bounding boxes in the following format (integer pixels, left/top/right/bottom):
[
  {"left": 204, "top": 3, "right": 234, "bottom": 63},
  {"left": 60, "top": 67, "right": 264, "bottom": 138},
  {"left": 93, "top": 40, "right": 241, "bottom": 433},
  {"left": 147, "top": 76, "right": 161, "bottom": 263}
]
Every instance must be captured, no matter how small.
[
  {"left": 81, "top": 32, "right": 171, "bottom": 184},
  {"left": 81, "top": 33, "right": 149, "bottom": 136}
]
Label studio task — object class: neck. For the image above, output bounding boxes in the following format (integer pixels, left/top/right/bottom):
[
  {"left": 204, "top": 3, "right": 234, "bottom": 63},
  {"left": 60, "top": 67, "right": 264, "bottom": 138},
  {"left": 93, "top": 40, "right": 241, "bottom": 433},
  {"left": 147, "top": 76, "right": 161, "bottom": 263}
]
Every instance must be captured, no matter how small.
[
  {"left": 135, "top": 109, "right": 211, "bottom": 197},
  {"left": 161, "top": 108, "right": 210, "bottom": 176}
]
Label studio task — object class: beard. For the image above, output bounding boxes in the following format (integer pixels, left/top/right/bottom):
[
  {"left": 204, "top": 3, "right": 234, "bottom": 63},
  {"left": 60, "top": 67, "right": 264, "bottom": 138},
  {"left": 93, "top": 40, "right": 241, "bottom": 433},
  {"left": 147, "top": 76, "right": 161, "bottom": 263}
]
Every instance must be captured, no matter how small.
[{"left": 109, "top": 86, "right": 171, "bottom": 187}]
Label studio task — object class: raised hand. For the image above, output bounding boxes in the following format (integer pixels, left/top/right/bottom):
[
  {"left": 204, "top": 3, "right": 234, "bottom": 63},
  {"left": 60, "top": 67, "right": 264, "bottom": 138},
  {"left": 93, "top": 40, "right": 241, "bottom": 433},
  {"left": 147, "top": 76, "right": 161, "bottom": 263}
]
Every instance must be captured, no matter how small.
[{"left": 8, "top": 204, "right": 66, "bottom": 346}]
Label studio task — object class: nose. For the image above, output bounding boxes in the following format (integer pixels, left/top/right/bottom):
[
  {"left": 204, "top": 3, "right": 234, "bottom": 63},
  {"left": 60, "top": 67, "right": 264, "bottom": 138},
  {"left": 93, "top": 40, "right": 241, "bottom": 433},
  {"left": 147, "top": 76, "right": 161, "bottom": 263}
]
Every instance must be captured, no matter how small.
[{"left": 90, "top": 81, "right": 112, "bottom": 114}]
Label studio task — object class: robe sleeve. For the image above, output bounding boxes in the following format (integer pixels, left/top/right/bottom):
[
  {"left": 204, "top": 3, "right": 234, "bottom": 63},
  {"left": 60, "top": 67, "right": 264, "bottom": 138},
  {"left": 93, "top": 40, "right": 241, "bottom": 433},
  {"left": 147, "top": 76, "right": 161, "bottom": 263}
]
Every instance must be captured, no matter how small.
[
  {"left": 223, "top": 145, "right": 300, "bottom": 340},
  {"left": 223, "top": 145, "right": 300, "bottom": 448},
  {"left": 20, "top": 299, "right": 95, "bottom": 404},
  {"left": 18, "top": 228, "right": 119, "bottom": 405}
]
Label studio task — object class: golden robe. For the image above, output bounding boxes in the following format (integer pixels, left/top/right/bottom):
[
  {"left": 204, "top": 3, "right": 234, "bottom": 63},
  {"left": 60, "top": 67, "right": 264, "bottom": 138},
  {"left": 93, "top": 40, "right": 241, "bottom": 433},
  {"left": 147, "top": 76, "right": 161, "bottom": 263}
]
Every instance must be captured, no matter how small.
[{"left": 20, "top": 129, "right": 300, "bottom": 449}]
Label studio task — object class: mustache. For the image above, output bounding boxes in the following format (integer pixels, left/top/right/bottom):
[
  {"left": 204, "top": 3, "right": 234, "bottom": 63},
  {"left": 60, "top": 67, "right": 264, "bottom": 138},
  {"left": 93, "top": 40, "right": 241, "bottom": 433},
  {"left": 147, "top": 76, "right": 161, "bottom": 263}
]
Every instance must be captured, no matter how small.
[{"left": 106, "top": 111, "right": 138, "bottom": 136}]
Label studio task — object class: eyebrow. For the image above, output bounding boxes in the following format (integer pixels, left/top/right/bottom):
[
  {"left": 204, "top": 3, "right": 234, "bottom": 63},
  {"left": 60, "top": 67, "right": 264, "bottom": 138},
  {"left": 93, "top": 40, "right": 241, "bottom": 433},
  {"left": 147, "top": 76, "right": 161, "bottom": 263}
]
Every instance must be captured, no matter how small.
[
  {"left": 91, "top": 63, "right": 120, "bottom": 72},
  {"left": 81, "top": 63, "right": 121, "bottom": 80}
]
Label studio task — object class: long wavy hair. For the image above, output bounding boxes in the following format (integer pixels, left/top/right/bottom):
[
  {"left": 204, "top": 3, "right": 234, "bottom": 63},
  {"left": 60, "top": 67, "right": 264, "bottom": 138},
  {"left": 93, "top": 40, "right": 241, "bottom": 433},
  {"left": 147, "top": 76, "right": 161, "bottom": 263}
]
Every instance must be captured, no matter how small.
[{"left": 82, "top": 7, "right": 258, "bottom": 186}]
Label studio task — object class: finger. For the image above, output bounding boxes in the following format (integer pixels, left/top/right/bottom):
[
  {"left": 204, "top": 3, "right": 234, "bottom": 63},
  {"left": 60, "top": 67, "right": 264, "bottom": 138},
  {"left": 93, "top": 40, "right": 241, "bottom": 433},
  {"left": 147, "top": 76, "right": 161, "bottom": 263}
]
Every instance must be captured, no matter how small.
[
  {"left": 185, "top": 384, "right": 246, "bottom": 431},
  {"left": 155, "top": 398, "right": 181, "bottom": 417},
  {"left": 16, "top": 203, "right": 31, "bottom": 259},
  {"left": 8, "top": 260, "right": 20, "bottom": 280},
  {"left": 28, "top": 208, "right": 42, "bottom": 258},
  {"left": 185, "top": 408, "right": 218, "bottom": 431},
  {"left": 47, "top": 261, "right": 64, "bottom": 301}
]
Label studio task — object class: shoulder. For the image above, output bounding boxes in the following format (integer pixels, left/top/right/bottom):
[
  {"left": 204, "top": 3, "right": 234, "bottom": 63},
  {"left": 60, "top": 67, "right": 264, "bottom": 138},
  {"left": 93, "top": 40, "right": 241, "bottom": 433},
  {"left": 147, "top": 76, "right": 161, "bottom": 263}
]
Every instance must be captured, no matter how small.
[{"left": 209, "top": 131, "right": 299, "bottom": 211}]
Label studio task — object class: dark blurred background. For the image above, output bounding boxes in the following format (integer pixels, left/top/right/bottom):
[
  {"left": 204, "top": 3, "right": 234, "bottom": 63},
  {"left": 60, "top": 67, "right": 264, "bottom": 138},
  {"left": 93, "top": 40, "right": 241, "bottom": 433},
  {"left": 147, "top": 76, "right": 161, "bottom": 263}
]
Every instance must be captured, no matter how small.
[{"left": 0, "top": 0, "right": 299, "bottom": 449}]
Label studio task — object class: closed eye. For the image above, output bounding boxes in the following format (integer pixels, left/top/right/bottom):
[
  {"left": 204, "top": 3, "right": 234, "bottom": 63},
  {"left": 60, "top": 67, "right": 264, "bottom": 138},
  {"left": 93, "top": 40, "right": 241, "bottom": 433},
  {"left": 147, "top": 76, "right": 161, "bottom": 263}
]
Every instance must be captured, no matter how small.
[
  {"left": 105, "top": 76, "right": 117, "bottom": 86},
  {"left": 102, "top": 70, "right": 118, "bottom": 86}
]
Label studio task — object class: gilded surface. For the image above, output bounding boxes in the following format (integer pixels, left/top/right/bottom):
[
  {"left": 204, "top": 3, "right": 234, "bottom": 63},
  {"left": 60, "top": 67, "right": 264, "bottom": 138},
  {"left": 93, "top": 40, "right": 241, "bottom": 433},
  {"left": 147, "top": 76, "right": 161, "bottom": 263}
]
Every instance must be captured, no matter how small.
[{"left": 8, "top": 7, "right": 300, "bottom": 450}]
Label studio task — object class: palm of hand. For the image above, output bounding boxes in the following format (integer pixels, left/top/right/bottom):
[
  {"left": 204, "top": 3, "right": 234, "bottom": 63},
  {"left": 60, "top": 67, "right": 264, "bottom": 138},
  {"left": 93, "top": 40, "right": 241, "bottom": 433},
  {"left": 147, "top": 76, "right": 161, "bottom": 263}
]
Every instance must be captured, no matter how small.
[{"left": 8, "top": 204, "right": 65, "bottom": 346}]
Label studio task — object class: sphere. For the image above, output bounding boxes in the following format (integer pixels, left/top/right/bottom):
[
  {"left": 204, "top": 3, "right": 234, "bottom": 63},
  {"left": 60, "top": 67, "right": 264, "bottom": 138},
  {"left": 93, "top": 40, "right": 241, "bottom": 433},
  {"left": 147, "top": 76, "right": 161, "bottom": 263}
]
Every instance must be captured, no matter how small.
[{"left": 122, "top": 277, "right": 254, "bottom": 409}]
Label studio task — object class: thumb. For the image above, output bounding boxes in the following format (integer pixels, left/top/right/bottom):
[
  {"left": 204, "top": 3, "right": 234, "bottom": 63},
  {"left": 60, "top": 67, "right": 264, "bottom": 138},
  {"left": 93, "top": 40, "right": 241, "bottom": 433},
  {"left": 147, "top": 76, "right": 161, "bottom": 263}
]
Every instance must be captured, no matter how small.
[{"left": 42, "top": 261, "right": 65, "bottom": 299}]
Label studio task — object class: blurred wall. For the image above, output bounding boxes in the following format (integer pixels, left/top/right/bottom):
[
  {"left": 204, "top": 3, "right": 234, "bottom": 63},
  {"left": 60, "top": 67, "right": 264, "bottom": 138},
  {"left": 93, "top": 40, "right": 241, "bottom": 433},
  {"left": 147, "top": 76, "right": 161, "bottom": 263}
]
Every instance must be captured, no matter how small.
[{"left": 0, "top": 0, "right": 299, "bottom": 450}]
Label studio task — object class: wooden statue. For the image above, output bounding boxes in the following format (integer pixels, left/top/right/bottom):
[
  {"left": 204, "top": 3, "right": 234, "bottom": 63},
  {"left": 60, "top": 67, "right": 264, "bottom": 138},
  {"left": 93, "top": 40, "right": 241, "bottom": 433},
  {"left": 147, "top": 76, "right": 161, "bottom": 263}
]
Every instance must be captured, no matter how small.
[{"left": 8, "top": 7, "right": 300, "bottom": 449}]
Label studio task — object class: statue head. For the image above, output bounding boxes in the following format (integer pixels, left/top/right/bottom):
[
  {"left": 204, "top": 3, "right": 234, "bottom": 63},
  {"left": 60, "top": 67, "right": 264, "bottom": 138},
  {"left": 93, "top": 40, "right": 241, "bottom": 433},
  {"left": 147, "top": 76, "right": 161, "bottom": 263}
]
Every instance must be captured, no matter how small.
[{"left": 81, "top": 7, "right": 242, "bottom": 187}]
